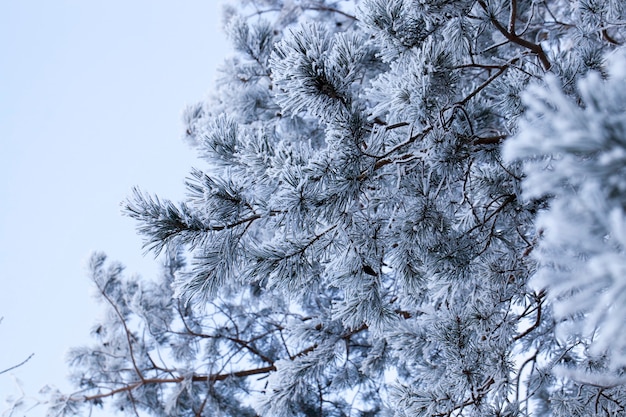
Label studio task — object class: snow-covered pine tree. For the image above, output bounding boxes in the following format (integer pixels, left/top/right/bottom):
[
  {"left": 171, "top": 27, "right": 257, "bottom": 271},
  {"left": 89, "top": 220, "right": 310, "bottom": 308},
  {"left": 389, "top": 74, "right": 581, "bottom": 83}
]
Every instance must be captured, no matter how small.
[{"left": 41, "top": 0, "right": 626, "bottom": 416}]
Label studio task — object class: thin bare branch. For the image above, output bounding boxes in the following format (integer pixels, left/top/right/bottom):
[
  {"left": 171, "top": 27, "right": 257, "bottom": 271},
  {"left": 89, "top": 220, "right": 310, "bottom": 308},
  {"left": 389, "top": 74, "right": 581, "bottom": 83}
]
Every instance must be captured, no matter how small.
[{"left": 0, "top": 353, "right": 35, "bottom": 376}]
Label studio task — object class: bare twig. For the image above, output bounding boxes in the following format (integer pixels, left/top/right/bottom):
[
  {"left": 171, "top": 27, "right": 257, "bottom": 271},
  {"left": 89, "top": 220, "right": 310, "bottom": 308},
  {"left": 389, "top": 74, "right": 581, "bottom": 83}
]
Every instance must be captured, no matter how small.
[
  {"left": 0, "top": 353, "right": 35, "bottom": 376},
  {"left": 307, "top": 6, "right": 357, "bottom": 21}
]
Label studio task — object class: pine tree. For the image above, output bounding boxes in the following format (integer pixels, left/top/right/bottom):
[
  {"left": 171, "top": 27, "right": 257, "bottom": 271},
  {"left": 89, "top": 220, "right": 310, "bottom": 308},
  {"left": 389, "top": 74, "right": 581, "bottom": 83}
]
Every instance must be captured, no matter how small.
[{"left": 37, "top": 1, "right": 626, "bottom": 416}]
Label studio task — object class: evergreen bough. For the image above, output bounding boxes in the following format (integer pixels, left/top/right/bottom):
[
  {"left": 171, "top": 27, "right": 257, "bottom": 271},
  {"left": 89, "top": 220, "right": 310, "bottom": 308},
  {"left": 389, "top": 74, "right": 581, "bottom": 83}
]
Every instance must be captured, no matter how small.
[{"left": 19, "top": 1, "right": 626, "bottom": 416}]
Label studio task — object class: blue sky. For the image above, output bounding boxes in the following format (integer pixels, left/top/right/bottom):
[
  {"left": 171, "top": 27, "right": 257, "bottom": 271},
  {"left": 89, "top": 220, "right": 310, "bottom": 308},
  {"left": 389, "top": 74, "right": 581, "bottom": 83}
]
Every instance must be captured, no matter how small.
[{"left": 0, "top": 1, "right": 228, "bottom": 412}]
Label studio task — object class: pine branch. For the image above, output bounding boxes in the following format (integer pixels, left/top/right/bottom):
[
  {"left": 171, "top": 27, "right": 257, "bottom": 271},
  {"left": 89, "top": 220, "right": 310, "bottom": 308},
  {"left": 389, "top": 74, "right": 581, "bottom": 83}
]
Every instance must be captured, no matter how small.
[
  {"left": 73, "top": 335, "right": 344, "bottom": 405},
  {"left": 477, "top": 0, "right": 551, "bottom": 70},
  {"left": 75, "top": 366, "right": 278, "bottom": 403}
]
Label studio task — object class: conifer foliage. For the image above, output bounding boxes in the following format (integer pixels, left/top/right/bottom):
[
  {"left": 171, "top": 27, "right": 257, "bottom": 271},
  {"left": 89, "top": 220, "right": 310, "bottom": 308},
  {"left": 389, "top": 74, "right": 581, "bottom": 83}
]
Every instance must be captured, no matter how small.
[{"left": 37, "top": 1, "right": 626, "bottom": 416}]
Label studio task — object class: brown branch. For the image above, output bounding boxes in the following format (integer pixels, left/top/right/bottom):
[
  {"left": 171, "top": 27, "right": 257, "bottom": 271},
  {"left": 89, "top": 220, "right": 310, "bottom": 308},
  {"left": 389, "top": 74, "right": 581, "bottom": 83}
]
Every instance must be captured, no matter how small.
[
  {"left": 458, "top": 63, "right": 509, "bottom": 106},
  {"left": 602, "top": 28, "right": 623, "bottom": 45},
  {"left": 290, "top": 344, "right": 318, "bottom": 360},
  {"left": 465, "top": 194, "right": 516, "bottom": 236},
  {"left": 385, "top": 121, "right": 411, "bottom": 131},
  {"left": 513, "top": 290, "right": 545, "bottom": 341},
  {"left": 510, "top": 227, "right": 540, "bottom": 263},
  {"left": 342, "top": 323, "right": 369, "bottom": 340},
  {"left": 74, "top": 332, "right": 343, "bottom": 405},
  {"left": 223, "top": 336, "right": 275, "bottom": 365},
  {"left": 477, "top": 0, "right": 550, "bottom": 70},
  {"left": 195, "top": 392, "right": 210, "bottom": 417},
  {"left": 372, "top": 153, "right": 415, "bottom": 171},
  {"left": 78, "top": 365, "right": 278, "bottom": 403},
  {"left": 433, "top": 377, "right": 495, "bottom": 416},
  {"left": 78, "top": 381, "right": 143, "bottom": 402},
  {"left": 454, "top": 63, "right": 506, "bottom": 71},
  {"left": 381, "top": 125, "right": 433, "bottom": 160},
  {"left": 356, "top": 125, "right": 433, "bottom": 181},
  {"left": 205, "top": 213, "right": 263, "bottom": 232},
  {"left": 278, "top": 225, "right": 337, "bottom": 262},
  {"left": 98, "top": 280, "right": 144, "bottom": 380},
  {"left": 438, "top": 60, "right": 515, "bottom": 136},
  {"left": 177, "top": 305, "right": 276, "bottom": 365},
  {"left": 473, "top": 135, "right": 507, "bottom": 145},
  {"left": 364, "top": 59, "right": 512, "bottom": 172},
  {"left": 484, "top": 194, "right": 516, "bottom": 224},
  {"left": 394, "top": 309, "right": 412, "bottom": 319},
  {"left": 204, "top": 365, "right": 276, "bottom": 381}
]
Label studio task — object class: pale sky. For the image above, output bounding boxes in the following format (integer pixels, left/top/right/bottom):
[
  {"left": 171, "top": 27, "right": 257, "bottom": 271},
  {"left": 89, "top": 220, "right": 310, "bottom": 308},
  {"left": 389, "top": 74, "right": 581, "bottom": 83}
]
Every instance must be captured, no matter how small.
[{"left": 0, "top": 1, "right": 228, "bottom": 413}]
